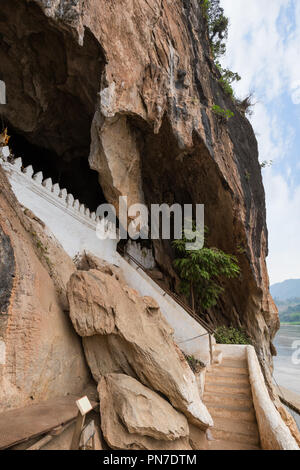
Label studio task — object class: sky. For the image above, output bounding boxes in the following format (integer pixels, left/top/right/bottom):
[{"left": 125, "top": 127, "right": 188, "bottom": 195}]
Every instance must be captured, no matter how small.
[{"left": 220, "top": 0, "right": 300, "bottom": 285}]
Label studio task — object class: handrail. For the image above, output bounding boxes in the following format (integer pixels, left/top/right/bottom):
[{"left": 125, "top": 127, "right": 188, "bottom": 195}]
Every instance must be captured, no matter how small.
[{"left": 117, "top": 246, "right": 215, "bottom": 336}]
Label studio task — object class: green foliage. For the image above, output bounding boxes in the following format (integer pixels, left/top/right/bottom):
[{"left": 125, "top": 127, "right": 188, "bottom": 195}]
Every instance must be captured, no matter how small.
[
  {"left": 215, "top": 326, "right": 251, "bottom": 345},
  {"left": 201, "top": 1, "right": 247, "bottom": 106},
  {"left": 237, "top": 243, "right": 247, "bottom": 255},
  {"left": 172, "top": 227, "right": 240, "bottom": 311},
  {"left": 279, "top": 304, "right": 300, "bottom": 324},
  {"left": 184, "top": 354, "right": 206, "bottom": 374},
  {"left": 200, "top": 0, "right": 229, "bottom": 59},
  {"left": 245, "top": 170, "right": 251, "bottom": 181},
  {"left": 212, "top": 104, "right": 234, "bottom": 121},
  {"left": 260, "top": 160, "right": 273, "bottom": 169},
  {"left": 216, "top": 62, "right": 241, "bottom": 97},
  {"left": 31, "top": 230, "right": 53, "bottom": 272},
  {"left": 201, "top": 0, "right": 210, "bottom": 18}
]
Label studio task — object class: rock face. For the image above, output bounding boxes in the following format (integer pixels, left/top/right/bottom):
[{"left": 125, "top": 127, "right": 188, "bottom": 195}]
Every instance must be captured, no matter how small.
[
  {"left": 98, "top": 373, "right": 190, "bottom": 450},
  {"left": 67, "top": 265, "right": 213, "bottom": 430},
  {"left": 0, "top": 169, "right": 91, "bottom": 412},
  {"left": 0, "top": 0, "right": 278, "bottom": 375}
]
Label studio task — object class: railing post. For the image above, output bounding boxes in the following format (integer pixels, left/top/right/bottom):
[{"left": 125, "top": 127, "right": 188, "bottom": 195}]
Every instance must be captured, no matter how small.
[{"left": 209, "top": 334, "right": 213, "bottom": 365}]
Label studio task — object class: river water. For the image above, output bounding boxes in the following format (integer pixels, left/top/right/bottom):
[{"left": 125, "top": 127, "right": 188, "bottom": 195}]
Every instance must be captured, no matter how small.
[{"left": 273, "top": 324, "right": 300, "bottom": 428}]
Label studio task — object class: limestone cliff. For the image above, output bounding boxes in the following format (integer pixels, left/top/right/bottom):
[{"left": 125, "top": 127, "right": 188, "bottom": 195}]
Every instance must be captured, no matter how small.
[{"left": 0, "top": 0, "right": 278, "bottom": 395}]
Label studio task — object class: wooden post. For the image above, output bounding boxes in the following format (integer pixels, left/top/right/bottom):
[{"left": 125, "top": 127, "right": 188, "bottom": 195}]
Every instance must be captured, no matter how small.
[
  {"left": 209, "top": 334, "right": 213, "bottom": 365},
  {"left": 70, "top": 412, "right": 85, "bottom": 451},
  {"left": 79, "top": 420, "right": 95, "bottom": 450},
  {"left": 70, "top": 396, "right": 93, "bottom": 451}
]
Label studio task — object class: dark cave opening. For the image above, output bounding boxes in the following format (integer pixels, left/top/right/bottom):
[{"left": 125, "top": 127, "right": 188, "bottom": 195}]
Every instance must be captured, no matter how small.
[
  {"left": 7, "top": 128, "right": 106, "bottom": 212},
  {"left": 0, "top": 0, "right": 108, "bottom": 212}
]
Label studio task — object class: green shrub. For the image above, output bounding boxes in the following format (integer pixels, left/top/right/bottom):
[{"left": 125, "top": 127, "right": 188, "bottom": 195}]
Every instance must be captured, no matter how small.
[
  {"left": 200, "top": 0, "right": 229, "bottom": 59},
  {"left": 215, "top": 326, "right": 251, "bottom": 345},
  {"left": 216, "top": 63, "right": 241, "bottom": 97},
  {"left": 212, "top": 104, "right": 234, "bottom": 121},
  {"left": 184, "top": 354, "right": 206, "bottom": 374},
  {"left": 172, "top": 226, "right": 240, "bottom": 311},
  {"left": 201, "top": 0, "right": 210, "bottom": 18},
  {"left": 245, "top": 170, "right": 251, "bottom": 181},
  {"left": 260, "top": 160, "right": 273, "bottom": 169},
  {"left": 200, "top": 1, "right": 245, "bottom": 106}
]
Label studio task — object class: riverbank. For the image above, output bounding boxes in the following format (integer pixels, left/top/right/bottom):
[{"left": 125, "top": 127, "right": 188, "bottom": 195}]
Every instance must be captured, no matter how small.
[
  {"left": 275, "top": 385, "right": 300, "bottom": 415},
  {"left": 273, "top": 324, "right": 300, "bottom": 429}
]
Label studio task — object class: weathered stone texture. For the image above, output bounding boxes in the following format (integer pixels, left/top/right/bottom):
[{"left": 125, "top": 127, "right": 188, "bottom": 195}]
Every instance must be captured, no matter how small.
[{"left": 67, "top": 265, "right": 213, "bottom": 430}]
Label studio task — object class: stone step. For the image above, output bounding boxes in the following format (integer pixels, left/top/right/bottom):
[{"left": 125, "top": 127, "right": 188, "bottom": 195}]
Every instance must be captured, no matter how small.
[
  {"left": 208, "top": 364, "right": 249, "bottom": 376},
  {"left": 210, "top": 417, "right": 260, "bottom": 446},
  {"left": 220, "top": 358, "right": 248, "bottom": 369},
  {"left": 203, "top": 391, "right": 253, "bottom": 408},
  {"left": 206, "top": 404, "right": 256, "bottom": 423},
  {"left": 208, "top": 439, "right": 260, "bottom": 451},
  {"left": 205, "top": 381, "right": 252, "bottom": 397},
  {"left": 205, "top": 372, "right": 249, "bottom": 385}
]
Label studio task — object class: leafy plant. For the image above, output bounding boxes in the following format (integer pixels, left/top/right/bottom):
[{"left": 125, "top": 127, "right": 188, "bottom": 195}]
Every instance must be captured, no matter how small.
[
  {"left": 260, "top": 160, "right": 273, "bottom": 169},
  {"left": 184, "top": 353, "right": 206, "bottom": 374},
  {"left": 31, "top": 230, "right": 53, "bottom": 272},
  {"left": 200, "top": 0, "right": 229, "bottom": 59},
  {"left": 216, "top": 62, "right": 241, "bottom": 97},
  {"left": 201, "top": 1, "right": 252, "bottom": 111},
  {"left": 172, "top": 226, "right": 240, "bottom": 311},
  {"left": 245, "top": 170, "right": 251, "bottom": 181},
  {"left": 200, "top": 0, "right": 210, "bottom": 18},
  {"left": 215, "top": 326, "right": 251, "bottom": 345},
  {"left": 237, "top": 243, "right": 247, "bottom": 255},
  {"left": 212, "top": 104, "right": 234, "bottom": 121}
]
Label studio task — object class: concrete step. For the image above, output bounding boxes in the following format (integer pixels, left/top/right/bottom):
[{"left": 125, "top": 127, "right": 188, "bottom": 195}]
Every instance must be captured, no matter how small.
[
  {"left": 206, "top": 404, "right": 256, "bottom": 423},
  {"left": 210, "top": 417, "right": 260, "bottom": 446},
  {"left": 208, "top": 364, "right": 249, "bottom": 376},
  {"left": 208, "top": 439, "right": 260, "bottom": 451},
  {"left": 205, "top": 372, "right": 249, "bottom": 385},
  {"left": 203, "top": 391, "right": 253, "bottom": 408},
  {"left": 220, "top": 358, "right": 248, "bottom": 369},
  {"left": 205, "top": 381, "right": 252, "bottom": 397}
]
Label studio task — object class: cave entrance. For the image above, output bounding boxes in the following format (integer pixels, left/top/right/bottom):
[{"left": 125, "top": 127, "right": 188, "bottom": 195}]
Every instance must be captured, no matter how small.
[
  {"left": 0, "top": 0, "right": 107, "bottom": 212},
  {"left": 7, "top": 128, "right": 106, "bottom": 212}
]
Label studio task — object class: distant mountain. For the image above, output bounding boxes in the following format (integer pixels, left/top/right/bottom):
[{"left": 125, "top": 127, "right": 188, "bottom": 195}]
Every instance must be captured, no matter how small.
[{"left": 270, "top": 279, "right": 300, "bottom": 301}]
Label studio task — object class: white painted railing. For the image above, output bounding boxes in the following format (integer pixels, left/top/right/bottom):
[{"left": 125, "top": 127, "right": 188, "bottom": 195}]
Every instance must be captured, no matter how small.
[
  {"left": 0, "top": 146, "right": 117, "bottom": 264},
  {"left": 0, "top": 145, "right": 213, "bottom": 365},
  {"left": 116, "top": 253, "right": 214, "bottom": 364},
  {"left": 247, "top": 345, "right": 299, "bottom": 450},
  {"left": 125, "top": 239, "right": 156, "bottom": 269}
]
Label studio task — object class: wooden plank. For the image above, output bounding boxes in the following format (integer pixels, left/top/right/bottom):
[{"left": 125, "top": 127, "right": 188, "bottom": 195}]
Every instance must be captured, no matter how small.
[
  {"left": 80, "top": 420, "right": 95, "bottom": 450},
  {"left": 26, "top": 421, "right": 76, "bottom": 450},
  {"left": 70, "top": 412, "right": 85, "bottom": 450},
  {"left": 0, "top": 395, "right": 98, "bottom": 450}
]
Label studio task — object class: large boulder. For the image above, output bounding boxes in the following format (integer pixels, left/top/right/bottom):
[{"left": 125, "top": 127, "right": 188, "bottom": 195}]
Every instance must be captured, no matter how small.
[
  {"left": 0, "top": 168, "right": 91, "bottom": 412},
  {"left": 98, "top": 373, "right": 190, "bottom": 449},
  {"left": 67, "top": 267, "right": 213, "bottom": 430}
]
